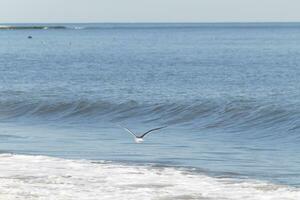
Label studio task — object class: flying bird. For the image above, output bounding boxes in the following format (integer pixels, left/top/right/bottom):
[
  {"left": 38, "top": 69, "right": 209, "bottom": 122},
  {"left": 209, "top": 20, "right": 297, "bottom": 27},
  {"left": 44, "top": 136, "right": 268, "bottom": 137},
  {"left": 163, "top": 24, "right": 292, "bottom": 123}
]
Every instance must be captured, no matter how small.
[{"left": 118, "top": 125, "right": 167, "bottom": 143}]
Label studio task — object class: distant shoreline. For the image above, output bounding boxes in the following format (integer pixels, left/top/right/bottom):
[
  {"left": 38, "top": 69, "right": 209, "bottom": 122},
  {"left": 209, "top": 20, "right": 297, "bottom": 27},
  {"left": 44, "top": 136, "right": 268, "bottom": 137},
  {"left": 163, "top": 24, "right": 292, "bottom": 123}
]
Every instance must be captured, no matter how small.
[
  {"left": 1, "top": 22, "right": 300, "bottom": 31},
  {"left": 1, "top": 21, "right": 300, "bottom": 25}
]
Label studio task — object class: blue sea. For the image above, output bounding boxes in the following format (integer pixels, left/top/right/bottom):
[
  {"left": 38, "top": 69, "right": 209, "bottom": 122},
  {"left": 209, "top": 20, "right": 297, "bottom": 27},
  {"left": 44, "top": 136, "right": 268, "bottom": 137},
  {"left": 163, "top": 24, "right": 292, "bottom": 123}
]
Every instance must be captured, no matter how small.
[{"left": 0, "top": 23, "right": 300, "bottom": 199}]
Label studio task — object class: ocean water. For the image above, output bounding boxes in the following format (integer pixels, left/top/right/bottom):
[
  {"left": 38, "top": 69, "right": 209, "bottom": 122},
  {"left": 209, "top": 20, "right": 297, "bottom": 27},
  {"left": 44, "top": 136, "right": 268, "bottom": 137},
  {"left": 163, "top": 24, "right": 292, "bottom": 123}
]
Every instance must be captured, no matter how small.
[{"left": 1, "top": 23, "right": 300, "bottom": 199}]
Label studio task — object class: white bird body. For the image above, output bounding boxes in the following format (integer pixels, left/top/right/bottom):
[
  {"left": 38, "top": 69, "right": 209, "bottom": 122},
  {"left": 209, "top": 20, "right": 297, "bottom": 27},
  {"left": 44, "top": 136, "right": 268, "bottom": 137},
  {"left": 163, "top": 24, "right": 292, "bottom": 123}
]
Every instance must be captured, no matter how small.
[
  {"left": 134, "top": 137, "right": 144, "bottom": 143},
  {"left": 118, "top": 125, "right": 166, "bottom": 143}
]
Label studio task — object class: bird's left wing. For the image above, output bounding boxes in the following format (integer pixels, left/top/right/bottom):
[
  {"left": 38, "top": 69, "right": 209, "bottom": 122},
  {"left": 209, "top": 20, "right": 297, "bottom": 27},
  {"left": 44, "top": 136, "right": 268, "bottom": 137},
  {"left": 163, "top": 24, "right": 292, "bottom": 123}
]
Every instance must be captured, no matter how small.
[{"left": 118, "top": 125, "right": 137, "bottom": 138}]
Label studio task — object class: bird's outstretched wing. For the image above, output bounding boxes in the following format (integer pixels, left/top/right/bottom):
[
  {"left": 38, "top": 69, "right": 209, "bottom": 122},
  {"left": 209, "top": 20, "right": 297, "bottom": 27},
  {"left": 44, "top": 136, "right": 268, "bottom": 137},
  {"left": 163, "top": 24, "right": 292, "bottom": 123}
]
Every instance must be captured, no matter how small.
[
  {"left": 118, "top": 125, "right": 137, "bottom": 138},
  {"left": 140, "top": 126, "right": 167, "bottom": 138}
]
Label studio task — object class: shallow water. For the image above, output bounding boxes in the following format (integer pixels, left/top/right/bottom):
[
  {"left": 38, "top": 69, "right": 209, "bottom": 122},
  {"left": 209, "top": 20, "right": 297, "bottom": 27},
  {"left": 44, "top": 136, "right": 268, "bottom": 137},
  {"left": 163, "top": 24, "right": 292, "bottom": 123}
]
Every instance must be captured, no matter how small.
[{"left": 1, "top": 23, "right": 300, "bottom": 196}]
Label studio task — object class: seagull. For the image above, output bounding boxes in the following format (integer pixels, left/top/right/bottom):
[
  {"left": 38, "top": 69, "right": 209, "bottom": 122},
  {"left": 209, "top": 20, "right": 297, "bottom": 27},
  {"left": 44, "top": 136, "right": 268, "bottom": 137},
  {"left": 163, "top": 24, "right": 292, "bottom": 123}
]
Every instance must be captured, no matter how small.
[{"left": 118, "top": 125, "right": 167, "bottom": 143}]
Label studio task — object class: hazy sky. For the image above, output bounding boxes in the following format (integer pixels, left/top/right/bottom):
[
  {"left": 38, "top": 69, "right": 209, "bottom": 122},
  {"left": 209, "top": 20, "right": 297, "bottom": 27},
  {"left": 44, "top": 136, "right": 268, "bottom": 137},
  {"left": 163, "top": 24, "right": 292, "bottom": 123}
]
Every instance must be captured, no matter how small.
[{"left": 1, "top": 0, "right": 300, "bottom": 23}]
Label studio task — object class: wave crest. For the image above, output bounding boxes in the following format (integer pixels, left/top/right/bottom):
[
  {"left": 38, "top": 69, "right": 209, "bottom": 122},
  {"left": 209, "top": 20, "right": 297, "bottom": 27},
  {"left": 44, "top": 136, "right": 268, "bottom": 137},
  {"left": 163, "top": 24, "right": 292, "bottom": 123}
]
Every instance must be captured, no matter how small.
[{"left": 0, "top": 99, "right": 299, "bottom": 134}]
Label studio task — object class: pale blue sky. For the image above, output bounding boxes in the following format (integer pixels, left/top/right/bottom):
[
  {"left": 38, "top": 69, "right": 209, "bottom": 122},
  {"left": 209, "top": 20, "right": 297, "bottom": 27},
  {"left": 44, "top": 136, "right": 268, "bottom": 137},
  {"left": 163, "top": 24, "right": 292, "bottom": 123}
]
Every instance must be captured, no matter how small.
[{"left": 1, "top": 0, "right": 300, "bottom": 23}]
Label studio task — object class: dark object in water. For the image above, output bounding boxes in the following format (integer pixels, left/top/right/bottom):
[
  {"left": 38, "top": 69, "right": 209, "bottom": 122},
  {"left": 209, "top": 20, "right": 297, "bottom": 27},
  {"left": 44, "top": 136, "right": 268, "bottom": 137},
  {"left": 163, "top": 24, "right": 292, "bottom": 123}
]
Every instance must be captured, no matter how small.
[{"left": 28, "top": 36, "right": 32, "bottom": 39}]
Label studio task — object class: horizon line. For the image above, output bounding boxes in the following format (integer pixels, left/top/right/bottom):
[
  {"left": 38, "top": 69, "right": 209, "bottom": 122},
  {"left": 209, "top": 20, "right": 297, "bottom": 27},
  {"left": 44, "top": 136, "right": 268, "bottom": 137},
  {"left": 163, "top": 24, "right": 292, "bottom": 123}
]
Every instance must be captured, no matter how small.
[{"left": 1, "top": 21, "right": 300, "bottom": 24}]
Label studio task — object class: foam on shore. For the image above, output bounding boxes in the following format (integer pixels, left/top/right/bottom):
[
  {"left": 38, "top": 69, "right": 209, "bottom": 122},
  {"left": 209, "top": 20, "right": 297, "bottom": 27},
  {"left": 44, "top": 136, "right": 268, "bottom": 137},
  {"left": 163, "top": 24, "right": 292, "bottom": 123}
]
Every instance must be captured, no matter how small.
[{"left": 0, "top": 154, "right": 299, "bottom": 200}]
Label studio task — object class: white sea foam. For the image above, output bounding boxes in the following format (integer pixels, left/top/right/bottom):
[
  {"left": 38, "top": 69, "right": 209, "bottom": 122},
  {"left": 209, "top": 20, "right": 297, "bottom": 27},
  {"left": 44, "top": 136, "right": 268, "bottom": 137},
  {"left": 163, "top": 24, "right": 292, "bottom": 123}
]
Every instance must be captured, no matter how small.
[{"left": 0, "top": 154, "right": 299, "bottom": 200}]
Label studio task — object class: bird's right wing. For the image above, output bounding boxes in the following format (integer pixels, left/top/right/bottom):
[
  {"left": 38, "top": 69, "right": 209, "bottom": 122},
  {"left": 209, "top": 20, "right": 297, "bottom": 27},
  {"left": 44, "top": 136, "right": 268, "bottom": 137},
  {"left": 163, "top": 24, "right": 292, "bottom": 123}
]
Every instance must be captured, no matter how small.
[
  {"left": 118, "top": 125, "right": 137, "bottom": 138},
  {"left": 140, "top": 126, "right": 167, "bottom": 138}
]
